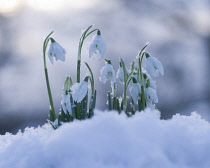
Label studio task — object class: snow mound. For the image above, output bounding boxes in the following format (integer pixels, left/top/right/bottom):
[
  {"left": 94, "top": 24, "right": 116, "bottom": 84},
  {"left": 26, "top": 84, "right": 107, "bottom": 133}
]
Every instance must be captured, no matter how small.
[{"left": 1, "top": 109, "right": 210, "bottom": 168}]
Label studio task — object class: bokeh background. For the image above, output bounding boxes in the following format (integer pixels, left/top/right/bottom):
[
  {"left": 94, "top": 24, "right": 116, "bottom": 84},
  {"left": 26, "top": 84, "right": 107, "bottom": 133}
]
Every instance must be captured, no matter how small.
[{"left": 0, "top": 0, "right": 210, "bottom": 134}]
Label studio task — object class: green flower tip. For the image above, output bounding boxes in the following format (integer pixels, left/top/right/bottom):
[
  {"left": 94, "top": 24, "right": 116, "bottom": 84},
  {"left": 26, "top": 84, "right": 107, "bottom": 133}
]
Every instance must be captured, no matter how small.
[
  {"left": 145, "top": 52, "right": 150, "bottom": 58},
  {"left": 143, "top": 73, "right": 148, "bottom": 79},
  {"left": 64, "top": 76, "right": 71, "bottom": 92},
  {"left": 132, "top": 77, "right": 138, "bottom": 83},
  {"left": 104, "top": 59, "right": 112, "bottom": 64},
  {"left": 97, "top": 30, "right": 101, "bottom": 35},
  {"left": 50, "top": 37, "right": 56, "bottom": 43}
]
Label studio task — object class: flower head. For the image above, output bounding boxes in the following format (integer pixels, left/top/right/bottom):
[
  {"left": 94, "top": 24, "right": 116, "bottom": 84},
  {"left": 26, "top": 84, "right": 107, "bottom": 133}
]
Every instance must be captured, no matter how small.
[
  {"left": 145, "top": 53, "right": 164, "bottom": 78},
  {"left": 89, "top": 30, "right": 106, "bottom": 60},
  {"left": 61, "top": 92, "right": 72, "bottom": 115},
  {"left": 100, "top": 61, "right": 116, "bottom": 84},
  {"left": 117, "top": 65, "right": 130, "bottom": 84},
  {"left": 145, "top": 87, "right": 158, "bottom": 108},
  {"left": 129, "top": 78, "right": 141, "bottom": 102},
  {"left": 48, "top": 38, "right": 66, "bottom": 64},
  {"left": 71, "top": 81, "right": 88, "bottom": 103}
]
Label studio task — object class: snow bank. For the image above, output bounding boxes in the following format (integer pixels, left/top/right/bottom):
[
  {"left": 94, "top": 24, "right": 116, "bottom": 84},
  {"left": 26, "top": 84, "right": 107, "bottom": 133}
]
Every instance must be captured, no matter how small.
[{"left": 1, "top": 109, "right": 210, "bottom": 168}]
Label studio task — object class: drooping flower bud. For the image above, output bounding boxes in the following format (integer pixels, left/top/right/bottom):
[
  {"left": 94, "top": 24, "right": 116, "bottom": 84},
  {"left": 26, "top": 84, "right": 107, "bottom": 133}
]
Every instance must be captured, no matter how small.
[
  {"left": 100, "top": 60, "right": 116, "bottom": 84},
  {"left": 117, "top": 62, "right": 129, "bottom": 84},
  {"left": 129, "top": 78, "right": 141, "bottom": 102},
  {"left": 61, "top": 92, "right": 72, "bottom": 115},
  {"left": 63, "top": 76, "right": 72, "bottom": 93},
  {"left": 145, "top": 52, "right": 164, "bottom": 78},
  {"left": 48, "top": 38, "right": 66, "bottom": 64},
  {"left": 71, "top": 80, "right": 88, "bottom": 103},
  {"left": 145, "top": 87, "right": 158, "bottom": 108},
  {"left": 88, "top": 30, "right": 106, "bottom": 60}
]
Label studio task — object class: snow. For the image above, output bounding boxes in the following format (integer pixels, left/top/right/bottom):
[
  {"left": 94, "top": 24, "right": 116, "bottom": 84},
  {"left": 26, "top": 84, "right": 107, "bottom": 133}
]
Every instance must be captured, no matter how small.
[{"left": 1, "top": 109, "right": 210, "bottom": 168}]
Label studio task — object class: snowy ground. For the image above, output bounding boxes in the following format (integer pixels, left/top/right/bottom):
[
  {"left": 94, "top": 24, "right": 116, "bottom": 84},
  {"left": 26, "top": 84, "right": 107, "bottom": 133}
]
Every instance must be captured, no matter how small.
[{"left": 0, "top": 109, "right": 210, "bottom": 168}]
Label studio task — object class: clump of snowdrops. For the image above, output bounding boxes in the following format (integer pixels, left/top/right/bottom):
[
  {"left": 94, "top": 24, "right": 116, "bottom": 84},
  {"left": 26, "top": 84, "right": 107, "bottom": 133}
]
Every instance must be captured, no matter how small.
[{"left": 43, "top": 25, "right": 164, "bottom": 128}]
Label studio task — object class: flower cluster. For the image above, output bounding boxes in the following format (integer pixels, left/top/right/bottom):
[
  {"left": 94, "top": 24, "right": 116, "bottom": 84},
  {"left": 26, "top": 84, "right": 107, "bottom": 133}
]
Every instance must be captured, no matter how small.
[
  {"left": 42, "top": 25, "right": 164, "bottom": 128},
  {"left": 100, "top": 44, "right": 164, "bottom": 115}
]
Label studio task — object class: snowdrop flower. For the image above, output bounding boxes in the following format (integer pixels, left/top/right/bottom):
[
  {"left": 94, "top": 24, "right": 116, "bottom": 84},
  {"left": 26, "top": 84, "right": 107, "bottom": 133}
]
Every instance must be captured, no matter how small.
[
  {"left": 129, "top": 79, "right": 141, "bottom": 102},
  {"left": 71, "top": 81, "right": 88, "bottom": 103},
  {"left": 89, "top": 30, "right": 106, "bottom": 60},
  {"left": 145, "top": 87, "right": 158, "bottom": 108},
  {"left": 100, "top": 61, "right": 116, "bottom": 84},
  {"left": 61, "top": 93, "right": 72, "bottom": 115},
  {"left": 117, "top": 65, "right": 130, "bottom": 84},
  {"left": 117, "top": 66, "right": 124, "bottom": 83},
  {"left": 149, "top": 78, "right": 157, "bottom": 90},
  {"left": 48, "top": 38, "right": 66, "bottom": 64},
  {"left": 145, "top": 53, "right": 164, "bottom": 78}
]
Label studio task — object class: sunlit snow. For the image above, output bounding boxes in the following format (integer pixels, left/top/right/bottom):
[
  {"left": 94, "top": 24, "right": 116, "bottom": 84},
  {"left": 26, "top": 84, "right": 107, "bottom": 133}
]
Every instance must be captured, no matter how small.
[{"left": 0, "top": 109, "right": 210, "bottom": 168}]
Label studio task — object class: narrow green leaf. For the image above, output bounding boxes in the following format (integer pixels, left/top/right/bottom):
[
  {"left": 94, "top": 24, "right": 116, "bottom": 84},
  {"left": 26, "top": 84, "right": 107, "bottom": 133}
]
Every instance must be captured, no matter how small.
[
  {"left": 107, "top": 91, "right": 112, "bottom": 110},
  {"left": 138, "top": 43, "right": 149, "bottom": 58}
]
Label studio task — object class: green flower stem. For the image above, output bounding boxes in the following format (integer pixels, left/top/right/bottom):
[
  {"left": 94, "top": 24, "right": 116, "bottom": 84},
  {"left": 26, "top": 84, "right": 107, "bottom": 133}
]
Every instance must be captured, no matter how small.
[
  {"left": 85, "top": 29, "right": 99, "bottom": 38},
  {"left": 76, "top": 103, "right": 81, "bottom": 120},
  {"left": 107, "top": 91, "right": 112, "bottom": 110},
  {"left": 85, "top": 62, "right": 94, "bottom": 92},
  {"left": 76, "top": 25, "right": 99, "bottom": 83},
  {"left": 43, "top": 31, "right": 56, "bottom": 122},
  {"left": 112, "top": 82, "right": 117, "bottom": 110},
  {"left": 119, "top": 58, "right": 128, "bottom": 112},
  {"left": 137, "top": 44, "right": 149, "bottom": 110},
  {"left": 122, "top": 84, "right": 127, "bottom": 112}
]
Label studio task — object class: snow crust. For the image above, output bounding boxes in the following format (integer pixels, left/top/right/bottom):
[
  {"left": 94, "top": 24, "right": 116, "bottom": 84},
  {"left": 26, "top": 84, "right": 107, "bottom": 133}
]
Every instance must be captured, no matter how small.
[{"left": 1, "top": 109, "right": 210, "bottom": 168}]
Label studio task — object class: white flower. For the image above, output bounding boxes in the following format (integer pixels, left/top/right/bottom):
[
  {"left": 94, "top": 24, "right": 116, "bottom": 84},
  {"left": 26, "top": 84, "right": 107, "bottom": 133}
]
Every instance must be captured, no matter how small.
[
  {"left": 145, "top": 87, "right": 158, "bottom": 108},
  {"left": 100, "top": 63, "right": 116, "bottom": 84},
  {"left": 117, "top": 66, "right": 130, "bottom": 83},
  {"left": 146, "top": 56, "right": 164, "bottom": 78},
  {"left": 48, "top": 38, "right": 66, "bottom": 64},
  {"left": 116, "top": 66, "right": 124, "bottom": 83},
  {"left": 71, "top": 81, "right": 88, "bottom": 103},
  {"left": 61, "top": 93, "right": 72, "bottom": 115},
  {"left": 89, "top": 32, "right": 106, "bottom": 60},
  {"left": 149, "top": 78, "right": 157, "bottom": 90},
  {"left": 130, "top": 81, "right": 141, "bottom": 102}
]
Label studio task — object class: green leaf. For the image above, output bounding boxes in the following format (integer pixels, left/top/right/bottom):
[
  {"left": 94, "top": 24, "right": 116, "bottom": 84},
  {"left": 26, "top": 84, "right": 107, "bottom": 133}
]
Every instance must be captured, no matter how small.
[
  {"left": 85, "top": 62, "right": 94, "bottom": 92},
  {"left": 138, "top": 43, "right": 149, "bottom": 58},
  {"left": 107, "top": 91, "right": 112, "bottom": 110},
  {"left": 119, "top": 58, "right": 128, "bottom": 82},
  {"left": 116, "top": 97, "right": 120, "bottom": 113}
]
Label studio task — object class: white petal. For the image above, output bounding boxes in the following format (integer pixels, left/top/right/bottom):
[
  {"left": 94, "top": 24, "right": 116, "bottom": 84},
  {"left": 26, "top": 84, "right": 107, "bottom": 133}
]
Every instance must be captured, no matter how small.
[
  {"left": 100, "top": 63, "right": 116, "bottom": 84},
  {"left": 130, "top": 83, "right": 141, "bottom": 102},
  {"left": 88, "top": 41, "right": 96, "bottom": 58},
  {"left": 117, "top": 67, "right": 124, "bottom": 83},
  {"left": 53, "top": 42, "right": 66, "bottom": 62},
  {"left": 88, "top": 34, "right": 106, "bottom": 60},
  {"left": 146, "top": 87, "right": 158, "bottom": 104},
  {"left": 48, "top": 44, "right": 55, "bottom": 64},
  {"left": 97, "top": 36, "right": 106, "bottom": 59},
  {"left": 149, "top": 79, "right": 157, "bottom": 90},
  {"left": 48, "top": 41, "right": 66, "bottom": 64},
  {"left": 71, "top": 81, "right": 88, "bottom": 103},
  {"left": 152, "top": 57, "right": 164, "bottom": 76},
  {"left": 146, "top": 57, "right": 158, "bottom": 78}
]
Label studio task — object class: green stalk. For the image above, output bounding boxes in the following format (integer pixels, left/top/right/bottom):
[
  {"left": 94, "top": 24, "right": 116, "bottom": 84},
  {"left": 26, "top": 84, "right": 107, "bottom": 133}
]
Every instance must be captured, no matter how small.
[
  {"left": 112, "top": 82, "right": 117, "bottom": 110},
  {"left": 119, "top": 58, "right": 128, "bottom": 112},
  {"left": 43, "top": 31, "right": 56, "bottom": 121},
  {"left": 137, "top": 44, "right": 149, "bottom": 110},
  {"left": 76, "top": 25, "right": 99, "bottom": 83},
  {"left": 107, "top": 91, "right": 112, "bottom": 110}
]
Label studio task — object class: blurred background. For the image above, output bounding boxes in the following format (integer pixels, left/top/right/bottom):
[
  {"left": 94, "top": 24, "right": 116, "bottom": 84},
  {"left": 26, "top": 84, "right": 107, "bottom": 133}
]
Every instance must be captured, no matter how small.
[{"left": 0, "top": 0, "right": 210, "bottom": 134}]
